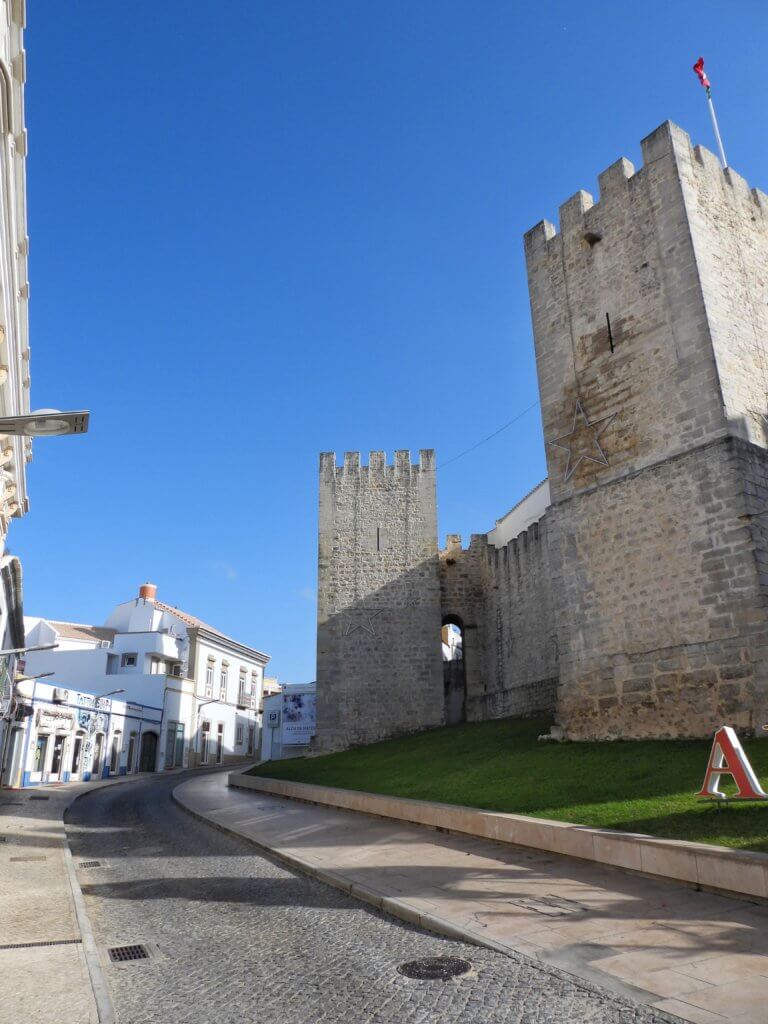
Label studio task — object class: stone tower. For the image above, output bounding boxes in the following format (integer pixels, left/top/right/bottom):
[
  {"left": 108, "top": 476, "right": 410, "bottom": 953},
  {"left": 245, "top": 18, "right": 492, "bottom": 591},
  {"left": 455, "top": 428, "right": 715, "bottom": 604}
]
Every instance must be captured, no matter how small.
[
  {"left": 525, "top": 121, "right": 768, "bottom": 739},
  {"left": 315, "top": 450, "right": 444, "bottom": 750}
]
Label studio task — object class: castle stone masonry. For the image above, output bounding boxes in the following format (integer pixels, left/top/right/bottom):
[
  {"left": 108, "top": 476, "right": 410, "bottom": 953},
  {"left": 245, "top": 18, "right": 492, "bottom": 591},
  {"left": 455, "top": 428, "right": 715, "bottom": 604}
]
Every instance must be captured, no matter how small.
[{"left": 316, "top": 121, "right": 768, "bottom": 750}]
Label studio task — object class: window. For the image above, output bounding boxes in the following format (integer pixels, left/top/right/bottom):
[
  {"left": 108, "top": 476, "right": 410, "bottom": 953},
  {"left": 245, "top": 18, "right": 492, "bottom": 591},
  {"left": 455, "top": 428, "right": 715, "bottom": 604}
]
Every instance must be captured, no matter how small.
[
  {"left": 71, "top": 732, "right": 84, "bottom": 773},
  {"left": 150, "top": 658, "right": 164, "bottom": 675},
  {"left": 219, "top": 666, "right": 228, "bottom": 701},
  {"left": 127, "top": 732, "right": 137, "bottom": 773},
  {"left": 110, "top": 731, "right": 122, "bottom": 773},
  {"left": 164, "top": 721, "right": 184, "bottom": 769},
  {"left": 205, "top": 662, "right": 214, "bottom": 699},
  {"left": 238, "top": 669, "right": 248, "bottom": 706},
  {"left": 34, "top": 735, "right": 48, "bottom": 772},
  {"left": 121, "top": 653, "right": 137, "bottom": 668},
  {"left": 236, "top": 724, "right": 243, "bottom": 745}
]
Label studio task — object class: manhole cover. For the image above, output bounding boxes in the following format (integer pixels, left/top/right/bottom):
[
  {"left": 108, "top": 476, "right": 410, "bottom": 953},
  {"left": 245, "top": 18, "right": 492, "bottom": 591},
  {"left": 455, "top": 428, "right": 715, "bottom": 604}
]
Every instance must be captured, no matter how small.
[
  {"left": 108, "top": 945, "right": 150, "bottom": 964},
  {"left": 397, "top": 957, "right": 472, "bottom": 980},
  {"left": 79, "top": 861, "right": 102, "bottom": 869}
]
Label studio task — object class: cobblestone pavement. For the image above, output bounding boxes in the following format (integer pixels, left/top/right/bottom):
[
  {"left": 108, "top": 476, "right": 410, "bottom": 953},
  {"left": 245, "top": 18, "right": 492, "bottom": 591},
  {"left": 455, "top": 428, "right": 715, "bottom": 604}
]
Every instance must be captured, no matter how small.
[{"left": 65, "top": 771, "right": 675, "bottom": 1024}]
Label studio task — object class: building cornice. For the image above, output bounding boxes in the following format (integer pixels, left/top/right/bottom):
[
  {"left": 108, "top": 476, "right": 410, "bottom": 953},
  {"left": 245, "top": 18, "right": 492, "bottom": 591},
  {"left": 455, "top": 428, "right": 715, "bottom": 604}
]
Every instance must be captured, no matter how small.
[{"left": 189, "top": 625, "right": 270, "bottom": 666}]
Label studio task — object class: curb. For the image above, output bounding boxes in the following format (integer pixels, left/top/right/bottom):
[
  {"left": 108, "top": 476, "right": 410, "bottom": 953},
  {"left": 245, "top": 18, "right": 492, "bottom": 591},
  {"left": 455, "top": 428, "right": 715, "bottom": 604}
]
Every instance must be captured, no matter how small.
[
  {"left": 63, "top": 844, "right": 116, "bottom": 1024},
  {"left": 230, "top": 771, "right": 768, "bottom": 904},
  {"left": 170, "top": 780, "right": 680, "bottom": 1020},
  {"left": 171, "top": 782, "right": 519, "bottom": 956},
  {"left": 58, "top": 766, "right": 239, "bottom": 1022}
]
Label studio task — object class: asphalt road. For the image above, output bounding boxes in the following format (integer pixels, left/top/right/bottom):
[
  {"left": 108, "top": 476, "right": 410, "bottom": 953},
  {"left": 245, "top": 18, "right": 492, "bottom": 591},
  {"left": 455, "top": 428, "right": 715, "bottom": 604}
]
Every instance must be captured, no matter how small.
[{"left": 65, "top": 771, "right": 672, "bottom": 1024}]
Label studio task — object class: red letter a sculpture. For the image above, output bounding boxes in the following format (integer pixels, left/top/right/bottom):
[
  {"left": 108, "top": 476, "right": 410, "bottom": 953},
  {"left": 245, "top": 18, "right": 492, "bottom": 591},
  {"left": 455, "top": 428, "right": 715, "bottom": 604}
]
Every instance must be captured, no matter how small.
[{"left": 697, "top": 726, "right": 768, "bottom": 800}]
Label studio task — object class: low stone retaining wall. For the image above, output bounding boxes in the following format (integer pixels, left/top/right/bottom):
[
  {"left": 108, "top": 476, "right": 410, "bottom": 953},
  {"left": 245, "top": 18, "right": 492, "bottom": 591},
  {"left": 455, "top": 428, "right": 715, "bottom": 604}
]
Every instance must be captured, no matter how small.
[{"left": 229, "top": 770, "right": 768, "bottom": 901}]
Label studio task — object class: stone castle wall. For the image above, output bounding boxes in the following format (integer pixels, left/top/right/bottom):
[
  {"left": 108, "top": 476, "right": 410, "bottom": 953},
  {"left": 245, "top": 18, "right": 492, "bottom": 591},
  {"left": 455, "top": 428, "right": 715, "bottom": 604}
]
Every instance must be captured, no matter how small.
[
  {"left": 315, "top": 450, "right": 444, "bottom": 750},
  {"left": 439, "top": 524, "right": 559, "bottom": 723},
  {"left": 524, "top": 121, "right": 768, "bottom": 740},
  {"left": 553, "top": 438, "right": 768, "bottom": 739},
  {"left": 314, "top": 121, "right": 768, "bottom": 750}
]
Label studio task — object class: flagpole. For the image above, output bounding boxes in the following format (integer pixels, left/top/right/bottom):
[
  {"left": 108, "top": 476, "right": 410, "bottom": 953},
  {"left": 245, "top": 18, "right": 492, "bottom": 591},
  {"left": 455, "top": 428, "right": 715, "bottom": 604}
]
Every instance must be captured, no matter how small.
[{"left": 706, "top": 86, "right": 728, "bottom": 169}]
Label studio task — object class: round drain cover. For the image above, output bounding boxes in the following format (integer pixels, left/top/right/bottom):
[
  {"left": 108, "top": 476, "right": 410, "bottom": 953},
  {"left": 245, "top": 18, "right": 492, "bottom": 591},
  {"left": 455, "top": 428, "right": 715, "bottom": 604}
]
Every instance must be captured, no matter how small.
[{"left": 397, "top": 956, "right": 472, "bottom": 981}]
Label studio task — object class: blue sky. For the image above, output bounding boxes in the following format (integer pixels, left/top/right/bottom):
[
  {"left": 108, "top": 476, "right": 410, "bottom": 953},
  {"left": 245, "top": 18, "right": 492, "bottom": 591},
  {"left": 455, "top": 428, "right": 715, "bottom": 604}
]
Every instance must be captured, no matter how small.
[{"left": 16, "top": 1, "right": 768, "bottom": 682}]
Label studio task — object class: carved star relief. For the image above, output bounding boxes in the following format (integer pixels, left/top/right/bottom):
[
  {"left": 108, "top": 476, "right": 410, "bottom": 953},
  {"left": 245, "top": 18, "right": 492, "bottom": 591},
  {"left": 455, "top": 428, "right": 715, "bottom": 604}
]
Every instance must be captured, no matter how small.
[
  {"left": 547, "top": 399, "right": 616, "bottom": 482},
  {"left": 342, "top": 608, "right": 383, "bottom": 637}
]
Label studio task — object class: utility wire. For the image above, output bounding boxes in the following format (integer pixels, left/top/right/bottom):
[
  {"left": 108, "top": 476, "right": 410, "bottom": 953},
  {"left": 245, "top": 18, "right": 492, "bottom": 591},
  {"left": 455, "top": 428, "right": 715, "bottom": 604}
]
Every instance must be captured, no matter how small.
[{"left": 438, "top": 399, "right": 541, "bottom": 469}]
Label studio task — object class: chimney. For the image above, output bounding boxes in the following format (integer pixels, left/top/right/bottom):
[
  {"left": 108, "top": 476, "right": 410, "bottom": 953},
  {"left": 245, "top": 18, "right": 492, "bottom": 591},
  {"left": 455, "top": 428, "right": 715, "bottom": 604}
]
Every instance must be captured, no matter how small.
[{"left": 139, "top": 581, "right": 157, "bottom": 602}]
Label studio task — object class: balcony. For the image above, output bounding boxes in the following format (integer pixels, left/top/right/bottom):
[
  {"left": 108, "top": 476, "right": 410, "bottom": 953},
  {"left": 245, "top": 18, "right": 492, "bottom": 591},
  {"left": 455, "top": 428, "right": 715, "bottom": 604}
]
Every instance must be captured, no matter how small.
[{"left": 236, "top": 689, "right": 256, "bottom": 711}]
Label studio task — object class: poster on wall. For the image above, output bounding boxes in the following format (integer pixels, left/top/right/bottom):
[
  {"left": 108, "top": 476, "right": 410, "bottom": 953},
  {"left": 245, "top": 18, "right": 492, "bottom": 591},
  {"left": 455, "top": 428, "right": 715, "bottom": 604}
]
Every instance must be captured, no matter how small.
[{"left": 282, "top": 692, "right": 316, "bottom": 745}]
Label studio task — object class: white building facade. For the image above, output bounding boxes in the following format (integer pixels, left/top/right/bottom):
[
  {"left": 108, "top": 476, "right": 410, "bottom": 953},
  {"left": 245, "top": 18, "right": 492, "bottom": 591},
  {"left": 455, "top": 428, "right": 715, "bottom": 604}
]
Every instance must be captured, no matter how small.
[
  {"left": 0, "top": 2, "right": 32, "bottom": 716},
  {"left": 1, "top": 679, "right": 162, "bottom": 788},
  {"left": 11, "top": 583, "right": 270, "bottom": 786}
]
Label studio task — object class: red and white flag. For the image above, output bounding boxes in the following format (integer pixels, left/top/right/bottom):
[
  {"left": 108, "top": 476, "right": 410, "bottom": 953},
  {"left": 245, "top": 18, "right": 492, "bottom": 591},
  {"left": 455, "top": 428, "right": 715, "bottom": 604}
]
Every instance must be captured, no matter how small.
[{"left": 693, "top": 57, "right": 710, "bottom": 89}]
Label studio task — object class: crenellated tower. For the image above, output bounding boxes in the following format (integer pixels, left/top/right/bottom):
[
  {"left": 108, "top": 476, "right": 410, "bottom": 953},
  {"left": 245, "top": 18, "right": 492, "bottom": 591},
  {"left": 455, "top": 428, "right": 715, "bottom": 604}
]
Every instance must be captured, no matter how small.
[
  {"left": 525, "top": 120, "right": 768, "bottom": 739},
  {"left": 315, "top": 450, "right": 444, "bottom": 750}
]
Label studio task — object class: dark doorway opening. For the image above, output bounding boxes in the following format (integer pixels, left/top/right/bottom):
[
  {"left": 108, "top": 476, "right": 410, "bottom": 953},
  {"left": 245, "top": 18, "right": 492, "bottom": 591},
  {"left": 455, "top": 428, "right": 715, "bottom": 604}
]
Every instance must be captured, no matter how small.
[
  {"left": 442, "top": 616, "right": 466, "bottom": 726},
  {"left": 139, "top": 731, "right": 158, "bottom": 773}
]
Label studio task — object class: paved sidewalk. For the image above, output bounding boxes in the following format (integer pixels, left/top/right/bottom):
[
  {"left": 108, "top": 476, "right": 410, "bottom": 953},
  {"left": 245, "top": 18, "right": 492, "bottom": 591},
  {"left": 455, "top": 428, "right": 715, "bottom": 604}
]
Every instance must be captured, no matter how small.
[
  {"left": 177, "top": 773, "right": 768, "bottom": 1024},
  {"left": 0, "top": 778, "right": 127, "bottom": 1024}
]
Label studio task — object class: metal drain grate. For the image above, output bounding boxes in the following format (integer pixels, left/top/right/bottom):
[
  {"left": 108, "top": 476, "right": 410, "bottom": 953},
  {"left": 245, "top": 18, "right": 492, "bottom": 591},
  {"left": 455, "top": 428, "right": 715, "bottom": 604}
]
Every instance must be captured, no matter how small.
[
  {"left": 79, "top": 861, "right": 102, "bottom": 869},
  {"left": 0, "top": 800, "right": 23, "bottom": 806},
  {"left": 10, "top": 855, "right": 47, "bottom": 863},
  {"left": 108, "top": 945, "right": 150, "bottom": 964},
  {"left": 0, "top": 938, "right": 81, "bottom": 951},
  {"left": 397, "top": 957, "right": 472, "bottom": 981},
  {"left": 29, "top": 795, "right": 49, "bottom": 801}
]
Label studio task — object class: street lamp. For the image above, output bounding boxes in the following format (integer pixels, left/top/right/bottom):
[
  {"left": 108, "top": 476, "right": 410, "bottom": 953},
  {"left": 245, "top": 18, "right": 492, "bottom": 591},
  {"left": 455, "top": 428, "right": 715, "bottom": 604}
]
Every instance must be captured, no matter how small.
[
  {"left": 0, "top": 643, "right": 58, "bottom": 656},
  {"left": 0, "top": 409, "right": 89, "bottom": 436},
  {"left": 94, "top": 688, "right": 125, "bottom": 701}
]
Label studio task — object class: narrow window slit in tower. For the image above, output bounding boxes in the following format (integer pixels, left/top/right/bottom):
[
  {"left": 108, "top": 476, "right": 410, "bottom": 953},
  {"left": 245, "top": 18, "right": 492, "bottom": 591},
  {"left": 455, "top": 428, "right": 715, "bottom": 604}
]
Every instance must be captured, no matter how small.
[
  {"left": 376, "top": 527, "right": 381, "bottom": 552},
  {"left": 606, "top": 313, "right": 614, "bottom": 353}
]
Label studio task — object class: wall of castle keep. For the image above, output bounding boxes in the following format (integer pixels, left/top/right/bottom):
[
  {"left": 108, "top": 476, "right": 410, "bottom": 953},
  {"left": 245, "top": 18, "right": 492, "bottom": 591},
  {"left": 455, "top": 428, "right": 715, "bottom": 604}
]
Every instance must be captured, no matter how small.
[
  {"left": 315, "top": 450, "right": 444, "bottom": 750},
  {"left": 523, "top": 121, "right": 768, "bottom": 740},
  {"left": 554, "top": 438, "right": 768, "bottom": 739}
]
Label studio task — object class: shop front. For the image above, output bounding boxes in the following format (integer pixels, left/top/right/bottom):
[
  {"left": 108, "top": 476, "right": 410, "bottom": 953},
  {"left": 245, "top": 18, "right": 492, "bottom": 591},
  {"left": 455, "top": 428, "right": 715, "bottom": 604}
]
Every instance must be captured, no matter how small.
[{"left": 3, "top": 682, "right": 163, "bottom": 788}]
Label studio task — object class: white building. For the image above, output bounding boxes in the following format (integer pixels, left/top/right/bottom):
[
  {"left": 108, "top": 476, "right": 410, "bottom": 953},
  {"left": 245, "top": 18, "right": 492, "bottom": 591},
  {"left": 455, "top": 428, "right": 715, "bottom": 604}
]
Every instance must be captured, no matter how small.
[
  {"left": 0, "top": 4, "right": 32, "bottom": 703},
  {"left": 1, "top": 679, "right": 162, "bottom": 788},
  {"left": 12, "top": 582, "right": 270, "bottom": 785}
]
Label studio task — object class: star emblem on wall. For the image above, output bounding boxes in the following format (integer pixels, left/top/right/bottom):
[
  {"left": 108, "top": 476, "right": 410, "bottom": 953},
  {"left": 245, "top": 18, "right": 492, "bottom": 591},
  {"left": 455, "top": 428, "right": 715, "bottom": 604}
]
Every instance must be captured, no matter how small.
[
  {"left": 342, "top": 608, "right": 383, "bottom": 637},
  {"left": 547, "top": 399, "right": 617, "bottom": 482}
]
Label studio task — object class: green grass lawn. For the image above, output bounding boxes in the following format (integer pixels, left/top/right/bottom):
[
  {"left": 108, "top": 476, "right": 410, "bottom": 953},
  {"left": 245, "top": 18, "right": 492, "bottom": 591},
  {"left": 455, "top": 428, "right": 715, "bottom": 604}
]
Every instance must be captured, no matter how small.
[{"left": 249, "top": 717, "right": 768, "bottom": 853}]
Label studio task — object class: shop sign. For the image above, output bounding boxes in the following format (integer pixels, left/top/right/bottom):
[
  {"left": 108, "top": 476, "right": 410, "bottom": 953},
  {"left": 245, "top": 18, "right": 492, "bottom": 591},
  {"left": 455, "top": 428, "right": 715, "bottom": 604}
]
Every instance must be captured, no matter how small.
[
  {"left": 36, "top": 707, "right": 75, "bottom": 731},
  {"left": 697, "top": 726, "right": 768, "bottom": 800},
  {"left": 76, "top": 692, "right": 112, "bottom": 710}
]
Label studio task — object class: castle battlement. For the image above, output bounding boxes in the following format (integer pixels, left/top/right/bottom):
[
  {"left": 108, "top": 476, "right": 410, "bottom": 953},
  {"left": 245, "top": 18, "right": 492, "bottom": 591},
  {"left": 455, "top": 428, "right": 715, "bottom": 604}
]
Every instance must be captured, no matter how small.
[
  {"left": 524, "top": 120, "right": 768, "bottom": 255},
  {"left": 320, "top": 449, "right": 435, "bottom": 479}
]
